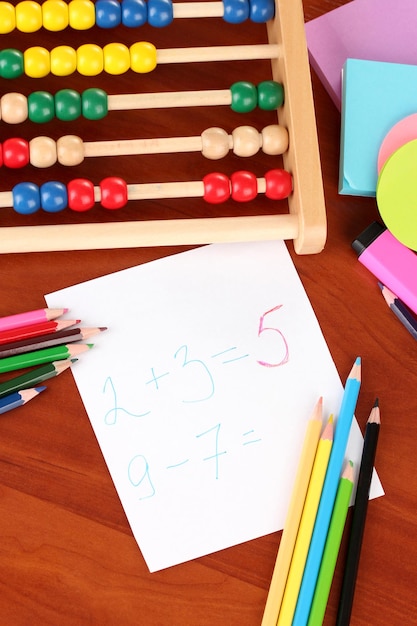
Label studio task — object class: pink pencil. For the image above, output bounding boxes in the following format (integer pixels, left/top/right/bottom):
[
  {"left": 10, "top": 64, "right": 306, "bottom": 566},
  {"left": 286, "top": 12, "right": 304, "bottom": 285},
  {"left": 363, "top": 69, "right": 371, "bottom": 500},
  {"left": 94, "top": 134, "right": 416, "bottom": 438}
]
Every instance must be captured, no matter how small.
[{"left": 0, "top": 308, "right": 68, "bottom": 333}]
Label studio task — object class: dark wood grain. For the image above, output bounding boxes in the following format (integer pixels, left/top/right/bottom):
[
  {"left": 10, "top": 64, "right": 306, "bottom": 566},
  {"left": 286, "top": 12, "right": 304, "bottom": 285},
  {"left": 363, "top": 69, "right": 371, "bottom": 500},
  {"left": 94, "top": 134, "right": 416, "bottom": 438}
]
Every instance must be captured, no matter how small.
[{"left": 1, "top": 2, "right": 416, "bottom": 624}]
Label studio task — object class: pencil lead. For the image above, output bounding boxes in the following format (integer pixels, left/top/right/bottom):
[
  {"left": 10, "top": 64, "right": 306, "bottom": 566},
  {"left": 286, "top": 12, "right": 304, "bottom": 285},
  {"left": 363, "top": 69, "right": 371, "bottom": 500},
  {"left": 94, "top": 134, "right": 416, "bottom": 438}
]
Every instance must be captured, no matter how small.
[
  {"left": 34, "top": 386, "right": 47, "bottom": 393},
  {"left": 373, "top": 397, "right": 379, "bottom": 407}
]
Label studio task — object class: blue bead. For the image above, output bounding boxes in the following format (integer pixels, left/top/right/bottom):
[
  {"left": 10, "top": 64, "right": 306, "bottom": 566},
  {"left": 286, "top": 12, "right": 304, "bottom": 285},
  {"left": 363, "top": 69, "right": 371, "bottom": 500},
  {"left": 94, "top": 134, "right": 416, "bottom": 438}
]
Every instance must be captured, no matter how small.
[
  {"left": 12, "top": 182, "right": 41, "bottom": 215},
  {"left": 121, "top": 0, "right": 147, "bottom": 27},
  {"left": 223, "top": 0, "right": 249, "bottom": 24},
  {"left": 148, "top": 0, "right": 173, "bottom": 27},
  {"left": 95, "top": 0, "right": 122, "bottom": 28},
  {"left": 249, "top": 0, "right": 275, "bottom": 23},
  {"left": 40, "top": 181, "right": 68, "bottom": 213}
]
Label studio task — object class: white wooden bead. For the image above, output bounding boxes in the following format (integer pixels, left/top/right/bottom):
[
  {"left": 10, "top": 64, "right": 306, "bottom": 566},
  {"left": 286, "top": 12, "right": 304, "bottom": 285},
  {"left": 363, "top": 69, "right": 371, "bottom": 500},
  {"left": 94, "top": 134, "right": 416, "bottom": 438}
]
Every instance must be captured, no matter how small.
[
  {"left": 261, "top": 124, "right": 289, "bottom": 155},
  {"left": 1, "top": 93, "right": 28, "bottom": 124},
  {"left": 29, "top": 136, "right": 57, "bottom": 168},
  {"left": 201, "top": 127, "right": 231, "bottom": 160},
  {"left": 232, "top": 125, "right": 261, "bottom": 157},
  {"left": 56, "top": 135, "right": 85, "bottom": 166}
]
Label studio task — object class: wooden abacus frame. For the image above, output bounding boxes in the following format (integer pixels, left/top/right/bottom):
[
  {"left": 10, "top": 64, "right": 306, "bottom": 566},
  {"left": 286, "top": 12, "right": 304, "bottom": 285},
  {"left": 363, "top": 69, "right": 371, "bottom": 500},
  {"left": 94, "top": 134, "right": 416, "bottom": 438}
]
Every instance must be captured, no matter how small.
[{"left": 0, "top": 0, "right": 326, "bottom": 255}]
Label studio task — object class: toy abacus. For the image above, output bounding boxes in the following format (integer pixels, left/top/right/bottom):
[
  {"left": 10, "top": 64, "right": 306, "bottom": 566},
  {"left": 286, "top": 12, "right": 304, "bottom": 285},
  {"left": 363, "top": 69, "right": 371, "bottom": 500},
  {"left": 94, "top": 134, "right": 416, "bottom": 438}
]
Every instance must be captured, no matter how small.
[{"left": 0, "top": 0, "right": 326, "bottom": 254}]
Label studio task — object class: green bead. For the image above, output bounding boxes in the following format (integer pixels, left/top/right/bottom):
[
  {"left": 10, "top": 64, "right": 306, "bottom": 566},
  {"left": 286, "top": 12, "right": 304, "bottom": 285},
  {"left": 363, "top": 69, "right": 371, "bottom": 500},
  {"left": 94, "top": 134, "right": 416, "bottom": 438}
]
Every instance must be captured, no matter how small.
[
  {"left": 28, "top": 91, "right": 55, "bottom": 123},
  {"left": 82, "top": 88, "right": 108, "bottom": 120},
  {"left": 0, "top": 49, "right": 24, "bottom": 79},
  {"left": 55, "top": 89, "right": 81, "bottom": 121},
  {"left": 257, "top": 81, "right": 284, "bottom": 110},
  {"left": 230, "top": 81, "right": 257, "bottom": 113}
]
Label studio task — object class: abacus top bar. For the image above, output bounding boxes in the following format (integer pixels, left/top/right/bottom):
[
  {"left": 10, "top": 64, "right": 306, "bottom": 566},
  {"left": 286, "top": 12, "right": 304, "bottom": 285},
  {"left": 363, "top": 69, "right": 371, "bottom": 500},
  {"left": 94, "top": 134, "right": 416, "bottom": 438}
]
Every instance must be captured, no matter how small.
[{"left": 0, "top": 0, "right": 275, "bottom": 33}]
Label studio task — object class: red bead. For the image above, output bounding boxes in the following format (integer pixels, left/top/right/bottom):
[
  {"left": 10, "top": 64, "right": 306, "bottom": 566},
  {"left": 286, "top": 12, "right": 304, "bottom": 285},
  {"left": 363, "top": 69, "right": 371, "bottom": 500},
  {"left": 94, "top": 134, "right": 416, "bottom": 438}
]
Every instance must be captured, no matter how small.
[
  {"left": 100, "top": 176, "right": 128, "bottom": 209},
  {"left": 265, "top": 169, "right": 292, "bottom": 199},
  {"left": 67, "top": 178, "right": 95, "bottom": 211},
  {"left": 2, "top": 137, "right": 30, "bottom": 168},
  {"left": 203, "top": 172, "right": 231, "bottom": 204},
  {"left": 231, "top": 170, "right": 258, "bottom": 202}
]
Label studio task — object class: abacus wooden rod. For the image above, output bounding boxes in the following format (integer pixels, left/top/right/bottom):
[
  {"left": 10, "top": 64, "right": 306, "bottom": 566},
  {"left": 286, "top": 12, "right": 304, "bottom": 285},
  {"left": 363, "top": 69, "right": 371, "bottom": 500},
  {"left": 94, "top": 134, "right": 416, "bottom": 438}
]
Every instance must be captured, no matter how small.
[
  {"left": 108, "top": 89, "right": 232, "bottom": 111},
  {"left": 156, "top": 44, "right": 280, "bottom": 64},
  {"left": 0, "top": 0, "right": 273, "bottom": 32},
  {"left": 172, "top": 2, "right": 224, "bottom": 18},
  {"left": 4, "top": 125, "right": 289, "bottom": 168},
  {"left": 0, "top": 215, "right": 299, "bottom": 254},
  {"left": 0, "top": 170, "right": 286, "bottom": 208}
]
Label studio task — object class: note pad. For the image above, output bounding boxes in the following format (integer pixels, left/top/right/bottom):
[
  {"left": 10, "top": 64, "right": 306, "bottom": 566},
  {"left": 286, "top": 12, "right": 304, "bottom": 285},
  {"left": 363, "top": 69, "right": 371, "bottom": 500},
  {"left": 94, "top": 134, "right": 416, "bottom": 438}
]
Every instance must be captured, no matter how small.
[
  {"left": 339, "top": 58, "right": 417, "bottom": 197},
  {"left": 45, "top": 241, "right": 383, "bottom": 571},
  {"left": 305, "top": 0, "right": 417, "bottom": 110}
]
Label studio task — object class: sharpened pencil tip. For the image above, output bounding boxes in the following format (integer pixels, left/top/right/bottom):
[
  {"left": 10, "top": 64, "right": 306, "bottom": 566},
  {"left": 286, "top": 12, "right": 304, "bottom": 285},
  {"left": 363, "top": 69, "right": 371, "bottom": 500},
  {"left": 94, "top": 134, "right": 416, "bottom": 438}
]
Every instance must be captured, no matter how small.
[
  {"left": 35, "top": 386, "right": 47, "bottom": 392},
  {"left": 373, "top": 397, "right": 379, "bottom": 407}
]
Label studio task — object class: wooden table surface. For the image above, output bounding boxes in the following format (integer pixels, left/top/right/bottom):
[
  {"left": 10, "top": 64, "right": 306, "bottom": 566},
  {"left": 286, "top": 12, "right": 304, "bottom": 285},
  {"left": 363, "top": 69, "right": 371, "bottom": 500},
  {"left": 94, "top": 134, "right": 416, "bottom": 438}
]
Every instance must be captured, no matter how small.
[{"left": 1, "top": 1, "right": 416, "bottom": 624}]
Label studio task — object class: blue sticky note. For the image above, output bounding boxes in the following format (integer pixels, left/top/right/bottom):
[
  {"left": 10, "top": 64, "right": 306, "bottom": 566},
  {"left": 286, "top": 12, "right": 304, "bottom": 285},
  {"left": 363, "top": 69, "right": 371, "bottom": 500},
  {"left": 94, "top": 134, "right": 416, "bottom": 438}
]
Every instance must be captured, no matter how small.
[{"left": 339, "top": 59, "right": 417, "bottom": 197}]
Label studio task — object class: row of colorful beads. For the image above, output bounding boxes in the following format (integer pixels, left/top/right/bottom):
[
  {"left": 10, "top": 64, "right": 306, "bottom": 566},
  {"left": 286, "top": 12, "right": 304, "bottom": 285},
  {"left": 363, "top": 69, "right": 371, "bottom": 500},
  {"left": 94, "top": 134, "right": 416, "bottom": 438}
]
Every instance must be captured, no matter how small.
[
  {"left": 0, "top": 125, "right": 288, "bottom": 168},
  {"left": 11, "top": 170, "right": 292, "bottom": 214},
  {"left": 0, "top": 42, "right": 158, "bottom": 79},
  {"left": 0, "top": 82, "right": 284, "bottom": 125},
  {"left": 0, "top": 0, "right": 274, "bottom": 33}
]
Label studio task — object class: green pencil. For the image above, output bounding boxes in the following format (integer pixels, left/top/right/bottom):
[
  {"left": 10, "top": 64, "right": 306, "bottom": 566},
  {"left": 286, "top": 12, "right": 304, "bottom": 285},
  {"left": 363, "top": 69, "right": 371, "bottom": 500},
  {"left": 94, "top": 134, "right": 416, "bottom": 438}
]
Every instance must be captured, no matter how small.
[
  {"left": 0, "top": 343, "right": 93, "bottom": 374},
  {"left": 306, "top": 461, "right": 354, "bottom": 626},
  {"left": 0, "top": 359, "right": 74, "bottom": 399}
]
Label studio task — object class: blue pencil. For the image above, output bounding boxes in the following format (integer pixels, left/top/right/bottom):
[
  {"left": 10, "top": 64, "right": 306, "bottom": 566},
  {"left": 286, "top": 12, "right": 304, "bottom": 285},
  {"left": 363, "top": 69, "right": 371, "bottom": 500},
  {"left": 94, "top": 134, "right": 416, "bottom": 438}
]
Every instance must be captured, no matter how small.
[
  {"left": 0, "top": 386, "right": 46, "bottom": 415},
  {"left": 292, "top": 357, "right": 361, "bottom": 626}
]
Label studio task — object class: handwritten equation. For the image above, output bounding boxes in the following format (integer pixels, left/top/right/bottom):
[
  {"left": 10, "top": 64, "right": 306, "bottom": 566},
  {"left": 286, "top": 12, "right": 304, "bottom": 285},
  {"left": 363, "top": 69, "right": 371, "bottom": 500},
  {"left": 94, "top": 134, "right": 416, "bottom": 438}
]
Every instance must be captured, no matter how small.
[{"left": 102, "top": 305, "right": 289, "bottom": 499}]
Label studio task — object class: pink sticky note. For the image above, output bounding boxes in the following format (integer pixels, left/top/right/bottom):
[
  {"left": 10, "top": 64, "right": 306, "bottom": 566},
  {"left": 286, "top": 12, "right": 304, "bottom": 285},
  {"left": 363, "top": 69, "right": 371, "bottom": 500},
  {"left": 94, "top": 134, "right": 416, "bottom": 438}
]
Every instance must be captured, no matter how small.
[{"left": 378, "top": 114, "right": 417, "bottom": 173}]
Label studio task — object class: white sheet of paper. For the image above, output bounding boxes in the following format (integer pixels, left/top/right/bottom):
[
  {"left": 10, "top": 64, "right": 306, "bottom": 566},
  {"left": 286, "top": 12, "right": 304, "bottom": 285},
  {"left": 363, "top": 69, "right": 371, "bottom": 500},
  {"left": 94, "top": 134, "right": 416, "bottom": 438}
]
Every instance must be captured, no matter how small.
[{"left": 45, "top": 240, "right": 383, "bottom": 572}]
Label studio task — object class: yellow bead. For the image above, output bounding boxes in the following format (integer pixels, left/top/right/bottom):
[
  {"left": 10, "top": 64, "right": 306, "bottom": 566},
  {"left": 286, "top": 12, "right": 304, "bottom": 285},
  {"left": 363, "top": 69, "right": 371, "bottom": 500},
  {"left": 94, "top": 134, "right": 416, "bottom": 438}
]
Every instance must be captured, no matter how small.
[
  {"left": 29, "top": 136, "right": 57, "bottom": 168},
  {"left": 57, "top": 135, "right": 85, "bottom": 166},
  {"left": 68, "top": 0, "right": 95, "bottom": 30},
  {"left": 15, "top": 0, "right": 42, "bottom": 33},
  {"left": 130, "top": 42, "right": 157, "bottom": 74},
  {"left": 1, "top": 92, "right": 28, "bottom": 124},
  {"left": 42, "top": 0, "right": 69, "bottom": 31},
  {"left": 50, "top": 45, "right": 77, "bottom": 76},
  {"left": 103, "top": 43, "right": 130, "bottom": 76},
  {"left": 24, "top": 47, "right": 51, "bottom": 78},
  {"left": 77, "top": 44, "right": 103, "bottom": 76},
  {"left": 0, "top": 2, "right": 16, "bottom": 34}
]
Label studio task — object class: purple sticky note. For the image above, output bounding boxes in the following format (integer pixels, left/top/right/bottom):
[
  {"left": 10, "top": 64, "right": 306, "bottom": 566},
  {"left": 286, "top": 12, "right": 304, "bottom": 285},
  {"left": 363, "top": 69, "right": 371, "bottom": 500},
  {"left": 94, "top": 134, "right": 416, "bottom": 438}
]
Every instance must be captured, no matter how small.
[{"left": 305, "top": 0, "right": 417, "bottom": 110}]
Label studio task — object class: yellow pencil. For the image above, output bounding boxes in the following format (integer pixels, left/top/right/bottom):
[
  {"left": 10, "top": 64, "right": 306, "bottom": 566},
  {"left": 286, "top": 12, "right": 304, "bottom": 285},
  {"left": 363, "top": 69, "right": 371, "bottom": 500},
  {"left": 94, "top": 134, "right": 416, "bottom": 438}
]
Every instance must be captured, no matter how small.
[
  {"left": 277, "top": 415, "right": 334, "bottom": 625},
  {"left": 261, "top": 397, "right": 323, "bottom": 626}
]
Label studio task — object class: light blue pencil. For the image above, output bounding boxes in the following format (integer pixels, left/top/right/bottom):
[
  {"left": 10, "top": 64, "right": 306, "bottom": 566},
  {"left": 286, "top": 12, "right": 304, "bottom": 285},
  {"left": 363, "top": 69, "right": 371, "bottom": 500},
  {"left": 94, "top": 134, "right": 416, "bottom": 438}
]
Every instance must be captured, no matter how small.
[{"left": 292, "top": 357, "right": 361, "bottom": 626}]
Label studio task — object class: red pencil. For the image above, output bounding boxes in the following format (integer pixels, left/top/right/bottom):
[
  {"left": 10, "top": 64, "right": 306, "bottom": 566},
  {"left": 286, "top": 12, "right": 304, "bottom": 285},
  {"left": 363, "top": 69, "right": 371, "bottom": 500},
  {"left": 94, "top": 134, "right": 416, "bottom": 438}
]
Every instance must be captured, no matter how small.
[{"left": 0, "top": 319, "right": 80, "bottom": 345}]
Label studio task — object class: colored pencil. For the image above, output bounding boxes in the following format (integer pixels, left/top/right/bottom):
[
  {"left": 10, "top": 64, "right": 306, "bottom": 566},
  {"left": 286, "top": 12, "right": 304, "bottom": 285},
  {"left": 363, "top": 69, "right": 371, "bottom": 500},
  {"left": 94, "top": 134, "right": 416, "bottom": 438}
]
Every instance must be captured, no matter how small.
[
  {"left": 0, "top": 319, "right": 80, "bottom": 345},
  {"left": 0, "top": 359, "right": 74, "bottom": 399},
  {"left": 292, "top": 357, "right": 361, "bottom": 626},
  {"left": 307, "top": 461, "right": 355, "bottom": 626},
  {"left": 261, "top": 397, "right": 323, "bottom": 626},
  {"left": 336, "top": 399, "right": 381, "bottom": 626},
  {"left": 277, "top": 416, "right": 334, "bottom": 626},
  {"left": 0, "top": 327, "right": 106, "bottom": 358},
  {"left": 0, "top": 343, "right": 93, "bottom": 374},
  {"left": 0, "top": 308, "right": 68, "bottom": 333},
  {"left": 0, "top": 386, "right": 46, "bottom": 415},
  {"left": 379, "top": 282, "right": 417, "bottom": 340}
]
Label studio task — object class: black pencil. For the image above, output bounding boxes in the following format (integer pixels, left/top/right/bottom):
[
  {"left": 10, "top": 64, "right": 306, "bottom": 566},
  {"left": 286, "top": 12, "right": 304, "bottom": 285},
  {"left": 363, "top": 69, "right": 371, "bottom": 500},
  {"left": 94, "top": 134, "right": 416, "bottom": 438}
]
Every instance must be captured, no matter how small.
[{"left": 335, "top": 398, "right": 381, "bottom": 626}]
